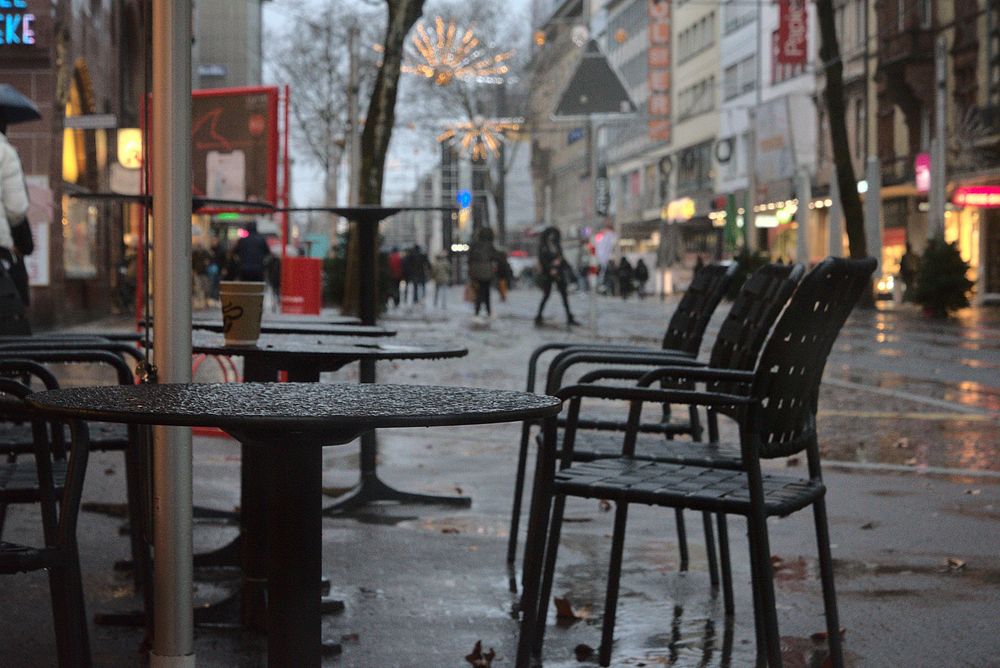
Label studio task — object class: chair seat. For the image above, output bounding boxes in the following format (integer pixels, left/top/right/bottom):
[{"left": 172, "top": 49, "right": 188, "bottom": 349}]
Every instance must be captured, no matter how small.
[
  {"left": 0, "top": 540, "right": 51, "bottom": 574},
  {"left": 568, "top": 432, "right": 744, "bottom": 468},
  {"left": 0, "top": 459, "right": 69, "bottom": 503},
  {"left": 554, "top": 458, "right": 824, "bottom": 518},
  {"left": 0, "top": 421, "right": 128, "bottom": 455}
]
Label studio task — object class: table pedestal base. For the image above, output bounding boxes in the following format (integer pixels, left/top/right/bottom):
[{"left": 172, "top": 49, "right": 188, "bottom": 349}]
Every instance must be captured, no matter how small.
[{"left": 322, "top": 473, "right": 471, "bottom": 514}]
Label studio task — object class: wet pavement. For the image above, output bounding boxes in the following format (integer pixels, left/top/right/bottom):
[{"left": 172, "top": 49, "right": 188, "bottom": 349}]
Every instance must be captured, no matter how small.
[{"left": 1, "top": 284, "right": 999, "bottom": 666}]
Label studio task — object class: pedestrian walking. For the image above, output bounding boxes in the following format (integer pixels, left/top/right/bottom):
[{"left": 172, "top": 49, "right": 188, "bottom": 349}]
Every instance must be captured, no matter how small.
[
  {"left": 0, "top": 118, "right": 32, "bottom": 309},
  {"left": 602, "top": 258, "right": 618, "bottom": 296},
  {"left": 232, "top": 221, "right": 272, "bottom": 282},
  {"left": 403, "top": 245, "right": 431, "bottom": 304},
  {"left": 618, "top": 256, "right": 634, "bottom": 300},
  {"left": 534, "top": 226, "right": 579, "bottom": 326},
  {"left": 496, "top": 253, "right": 514, "bottom": 302},
  {"left": 432, "top": 252, "right": 451, "bottom": 308},
  {"left": 634, "top": 258, "right": 649, "bottom": 299},
  {"left": 468, "top": 227, "right": 500, "bottom": 318},
  {"left": 387, "top": 246, "right": 403, "bottom": 307}
]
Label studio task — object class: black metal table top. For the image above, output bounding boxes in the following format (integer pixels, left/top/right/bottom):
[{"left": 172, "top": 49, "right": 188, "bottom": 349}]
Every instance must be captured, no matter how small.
[
  {"left": 180, "top": 331, "right": 466, "bottom": 363},
  {"left": 25, "top": 383, "right": 562, "bottom": 433},
  {"left": 188, "top": 318, "right": 394, "bottom": 338}
]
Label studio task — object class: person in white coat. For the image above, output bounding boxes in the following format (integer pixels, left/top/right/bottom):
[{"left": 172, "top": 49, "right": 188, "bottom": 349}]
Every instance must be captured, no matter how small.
[{"left": 0, "top": 122, "right": 31, "bottom": 306}]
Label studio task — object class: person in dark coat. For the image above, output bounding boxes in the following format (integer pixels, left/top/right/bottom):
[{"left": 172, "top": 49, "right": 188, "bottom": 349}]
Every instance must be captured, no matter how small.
[
  {"left": 618, "top": 257, "right": 634, "bottom": 300},
  {"left": 403, "top": 245, "right": 431, "bottom": 304},
  {"left": 232, "top": 221, "right": 272, "bottom": 282},
  {"left": 603, "top": 258, "right": 617, "bottom": 296},
  {"left": 534, "top": 227, "right": 579, "bottom": 326},
  {"left": 634, "top": 258, "right": 650, "bottom": 299},
  {"left": 467, "top": 227, "right": 500, "bottom": 317}
]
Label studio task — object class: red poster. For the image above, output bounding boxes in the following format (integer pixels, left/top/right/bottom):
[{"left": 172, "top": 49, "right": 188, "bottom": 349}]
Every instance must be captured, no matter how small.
[
  {"left": 777, "top": 0, "right": 807, "bottom": 66},
  {"left": 647, "top": 0, "right": 671, "bottom": 142}
]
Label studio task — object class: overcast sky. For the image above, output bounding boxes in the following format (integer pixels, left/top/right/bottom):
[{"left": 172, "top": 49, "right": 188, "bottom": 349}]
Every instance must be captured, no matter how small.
[{"left": 262, "top": 0, "right": 531, "bottom": 207}]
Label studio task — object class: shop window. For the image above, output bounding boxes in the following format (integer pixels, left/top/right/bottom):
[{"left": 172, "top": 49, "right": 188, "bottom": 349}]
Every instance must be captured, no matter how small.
[{"left": 62, "top": 197, "right": 99, "bottom": 279}]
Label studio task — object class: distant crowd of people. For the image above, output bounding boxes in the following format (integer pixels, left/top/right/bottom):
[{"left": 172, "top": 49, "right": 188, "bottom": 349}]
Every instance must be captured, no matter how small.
[{"left": 386, "top": 244, "right": 453, "bottom": 309}]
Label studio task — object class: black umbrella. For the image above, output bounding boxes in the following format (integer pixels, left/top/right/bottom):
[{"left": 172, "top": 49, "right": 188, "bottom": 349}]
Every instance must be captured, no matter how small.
[{"left": 0, "top": 84, "right": 42, "bottom": 125}]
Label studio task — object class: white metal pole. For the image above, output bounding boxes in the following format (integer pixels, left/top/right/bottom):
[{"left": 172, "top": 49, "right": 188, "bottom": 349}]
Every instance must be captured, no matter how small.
[{"left": 151, "top": 0, "right": 195, "bottom": 665}]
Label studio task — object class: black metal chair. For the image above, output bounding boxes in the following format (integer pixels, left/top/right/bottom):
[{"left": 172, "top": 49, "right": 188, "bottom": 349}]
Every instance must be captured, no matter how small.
[
  {"left": 507, "top": 262, "right": 740, "bottom": 565},
  {"left": 517, "top": 256, "right": 877, "bottom": 668},
  {"left": 0, "top": 344, "right": 151, "bottom": 592},
  {"left": 0, "top": 369, "right": 92, "bottom": 667},
  {"left": 545, "top": 263, "right": 805, "bottom": 608}
]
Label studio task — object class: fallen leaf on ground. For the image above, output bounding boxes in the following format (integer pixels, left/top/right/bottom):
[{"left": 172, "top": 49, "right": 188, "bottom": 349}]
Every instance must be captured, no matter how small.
[
  {"left": 810, "top": 627, "right": 846, "bottom": 642},
  {"left": 455, "top": 486, "right": 464, "bottom": 495},
  {"left": 598, "top": 499, "right": 613, "bottom": 512},
  {"left": 785, "top": 457, "right": 800, "bottom": 467},
  {"left": 964, "top": 489, "right": 981, "bottom": 496},
  {"left": 104, "top": 468, "right": 115, "bottom": 475},
  {"left": 860, "top": 522, "right": 876, "bottom": 530},
  {"left": 893, "top": 437, "right": 910, "bottom": 449},
  {"left": 465, "top": 640, "right": 496, "bottom": 667},
  {"left": 441, "top": 527, "right": 460, "bottom": 534},
  {"left": 944, "top": 557, "right": 966, "bottom": 571},
  {"left": 340, "top": 633, "right": 359, "bottom": 642},
  {"left": 574, "top": 643, "right": 595, "bottom": 661},
  {"left": 904, "top": 457, "right": 918, "bottom": 466},
  {"left": 553, "top": 596, "right": 591, "bottom": 622}
]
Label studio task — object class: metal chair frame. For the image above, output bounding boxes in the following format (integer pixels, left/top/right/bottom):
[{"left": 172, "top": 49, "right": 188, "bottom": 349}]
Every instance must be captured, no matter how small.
[
  {"left": 0, "top": 370, "right": 92, "bottom": 667},
  {"left": 516, "top": 256, "right": 877, "bottom": 668},
  {"left": 507, "top": 262, "right": 739, "bottom": 566}
]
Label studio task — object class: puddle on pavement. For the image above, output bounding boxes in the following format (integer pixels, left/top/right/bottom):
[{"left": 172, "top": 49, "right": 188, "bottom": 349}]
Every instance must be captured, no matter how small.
[{"left": 397, "top": 514, "right": 510, "bottom": 537}]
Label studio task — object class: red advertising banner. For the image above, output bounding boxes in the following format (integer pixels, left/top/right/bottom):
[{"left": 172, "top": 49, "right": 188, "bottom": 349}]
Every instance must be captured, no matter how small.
[
  {"left": 647, "top": 0, "right": 671, "bottom": 142},
  {"left": 191, "top": 86, "right": 279, "bottom": 210},
  {"left": 777, "top": 0, "right": 808, "bottom": 66}
]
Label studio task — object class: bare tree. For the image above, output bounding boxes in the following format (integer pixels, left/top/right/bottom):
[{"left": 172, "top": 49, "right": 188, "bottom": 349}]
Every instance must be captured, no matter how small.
[
  {"left": 816, "top": 0, "right": 868, "bottom": 267},
  {"left": 340, "top": 0, "right": 427, "bottom": 316},
  {"left": 266, "top": 2, "right": 382, "bottom": 215}
]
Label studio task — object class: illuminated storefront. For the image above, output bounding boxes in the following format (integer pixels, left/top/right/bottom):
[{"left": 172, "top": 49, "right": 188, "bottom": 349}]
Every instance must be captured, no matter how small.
[{"left": 951, "top": 185, "right": 1000, "bottom": 302}]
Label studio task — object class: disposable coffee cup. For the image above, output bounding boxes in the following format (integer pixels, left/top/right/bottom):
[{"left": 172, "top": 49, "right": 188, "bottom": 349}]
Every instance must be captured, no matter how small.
[{"left": 219, "top": 281, "right": 265, "bottom": 346}]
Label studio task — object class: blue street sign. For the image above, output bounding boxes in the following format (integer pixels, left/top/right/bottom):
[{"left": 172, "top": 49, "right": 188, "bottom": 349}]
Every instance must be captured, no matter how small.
[{"left": 456, "top": 189, "right": 472, "bottom": 208}]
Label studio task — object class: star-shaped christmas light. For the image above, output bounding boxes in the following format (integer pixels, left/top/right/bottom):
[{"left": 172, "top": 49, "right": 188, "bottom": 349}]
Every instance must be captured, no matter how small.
[
  {"left": 437, "top": 116, "right": 523, "bottom": 160},
  {"left": 402, "top": 16, "right": 514, "bottom": 86}
]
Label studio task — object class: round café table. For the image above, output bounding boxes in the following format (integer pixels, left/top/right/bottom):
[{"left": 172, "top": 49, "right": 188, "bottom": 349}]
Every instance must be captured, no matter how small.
[
  {"left": 27, "top": 382, "right": 561, "bottom": 668},
  {"left": 147, "top": 331, "right": 469, "bottom": 629}
]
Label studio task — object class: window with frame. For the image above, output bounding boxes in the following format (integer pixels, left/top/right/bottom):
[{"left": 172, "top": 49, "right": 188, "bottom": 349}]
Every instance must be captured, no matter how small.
[
  {"left": 677, "top": 141, "right": 714, "bottom": 193},
  {"left": 724, "top": 63, "right": 739, "bottom": 100},
  {"left": 677, "top": 76, "right": 716, "bottom": 121},
  {"left": 919, "top": 0, "right": 932, "bottom": 29},
  {"left": 678, "top": 12, "right": 716, "bottom": 63},
  {"left": 723, "top": 0, "right": 755, "bottom": 34}
]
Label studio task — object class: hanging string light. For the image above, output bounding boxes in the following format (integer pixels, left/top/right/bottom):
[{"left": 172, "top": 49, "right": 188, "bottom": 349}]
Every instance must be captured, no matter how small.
[
  {"left": 437, "top": 116, "right": 523, "bottom": 160},
  {"left": 402, "top": 16, "right": 514, "bottom": 86}
]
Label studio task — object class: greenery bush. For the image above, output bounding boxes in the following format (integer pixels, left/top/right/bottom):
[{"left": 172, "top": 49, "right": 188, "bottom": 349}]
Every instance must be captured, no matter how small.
[{"left": 912, "top": 239, "right": 973, "bottom": 318}]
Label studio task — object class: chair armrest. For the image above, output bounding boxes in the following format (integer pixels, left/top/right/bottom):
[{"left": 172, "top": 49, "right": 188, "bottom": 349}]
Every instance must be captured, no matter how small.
[
  {"left": 545, "top": 349, "right": 703, "bottom": 394},
  {"left": 527, "top": 341, "right": 695, "bottom": 392},
  {"left": 554, "top": 383, "right": 752, "bottom": 408},
  {"left": 637, "top": 366, "right": 755, "bottom": 387}
]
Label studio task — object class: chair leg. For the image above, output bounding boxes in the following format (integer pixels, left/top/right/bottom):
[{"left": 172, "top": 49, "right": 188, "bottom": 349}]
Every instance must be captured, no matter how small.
[
  {"left": 532, "top": 494, "right": 568, "bottom": 654},
  {"left": 599, "top": 502, "right": 630, "bottom": 667},
  {"left": 702, "top": 511, "right": 719, "bottom": 588},
  {"left": 748, "top": 512, "right": 782, "bottom": 667},
  {"left": 49, "top": 545, "right": 92, "bottom": 668},
  {"left": 507, "top": 422, "right": 534, "bottom": 568},
  {"left": 716, "top": 513, "right": 734, "bottom": 615},
  {"left": 123, "top": 446, "right": 149, "bottom": 592},
  {"left": 813, "top": 498, "right": 844, "bottom": 668},
  {"left": 707, "top": 409, "right": 720, "bottom": 443},
  {"left": 0, "top": 502, "right": 7, "bottom": 538},
  {"left": 688, "top": 404, "right": 703, "bottom": 441},
  {"left": 516, "top": 421, "right": 558, "bottom": 668},
  {"left": 674, "top": 508, "right": 689, "bottom": 572},
  {"left": 746, "top": 519, "right": 768, "bottom": 666}
]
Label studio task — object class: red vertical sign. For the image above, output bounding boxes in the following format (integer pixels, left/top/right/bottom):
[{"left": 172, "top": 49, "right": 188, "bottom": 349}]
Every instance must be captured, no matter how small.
[
  {"left": 647, "top": 0, "right": 671, "bottom": 142},
  {"left": 777, "top": 0, "right": 808, "bottom": 66}
]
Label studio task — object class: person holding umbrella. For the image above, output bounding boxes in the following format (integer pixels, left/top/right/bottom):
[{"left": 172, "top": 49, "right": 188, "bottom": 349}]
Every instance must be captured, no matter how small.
[{"left": 0, "top": 84, "right": 39, "bottom": 309}]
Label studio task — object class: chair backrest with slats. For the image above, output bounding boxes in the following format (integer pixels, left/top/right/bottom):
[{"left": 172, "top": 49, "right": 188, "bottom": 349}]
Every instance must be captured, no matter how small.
[
  {"left": 661, "top": 262, "right": 738, "bottom": 356},
  {"left": 747, "top": 256, "right": 876, "bottom": 459},
  {"left": 707, "top": 263, "right": 805, "bottom": 403}
]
